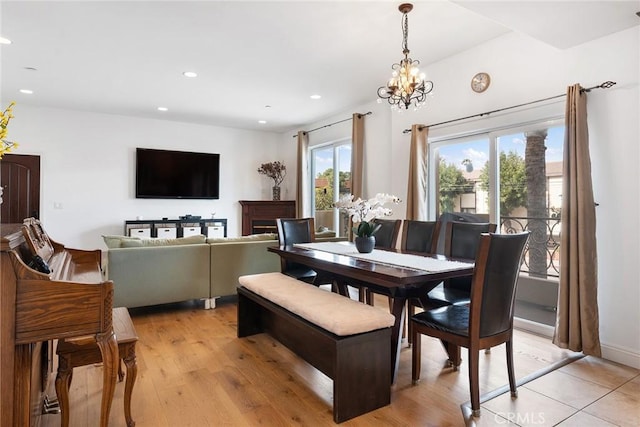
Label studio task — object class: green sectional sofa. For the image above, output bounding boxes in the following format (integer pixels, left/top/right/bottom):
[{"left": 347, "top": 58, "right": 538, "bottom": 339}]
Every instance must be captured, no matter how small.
[
  {"left": 105, "top": 234, "right": 281, "bottom": 309},
  {"left": 104, "top": 233, "right": 345, "bottom": 309}
]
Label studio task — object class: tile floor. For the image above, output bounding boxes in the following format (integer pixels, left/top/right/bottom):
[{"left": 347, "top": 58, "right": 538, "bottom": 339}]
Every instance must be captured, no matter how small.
[{"left": 471, "top": 356, "right": 640, "bottom": 426}]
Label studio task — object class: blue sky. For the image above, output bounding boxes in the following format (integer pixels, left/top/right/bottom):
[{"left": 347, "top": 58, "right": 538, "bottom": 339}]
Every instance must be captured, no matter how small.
[
  {"left": 313, "top": 144, "right": 352, "bottom": 176},
  {"left": 439, "top": 125, "right": 564, "bottom": 172}
]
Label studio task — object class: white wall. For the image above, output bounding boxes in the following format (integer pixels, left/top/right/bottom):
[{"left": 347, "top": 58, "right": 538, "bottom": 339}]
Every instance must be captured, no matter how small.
[
  {"left": 10, "top": 105, "right": 284, "bottom": 248},
  {"left": 284, "top": 27, "right": 640, "bottom": 367}
]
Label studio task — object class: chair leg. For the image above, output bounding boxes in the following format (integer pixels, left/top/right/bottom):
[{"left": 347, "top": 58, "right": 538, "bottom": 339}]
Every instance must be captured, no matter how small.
[
  {"left": 407, "top": 302, "right": 415, "bottom": 346},
  {"left": 506, "top": 339, "right": 517, "bottom": 398},
  {"left": 411, "top": 327, "right": 421, "bottom": 384},
  {"left": 442, "top": 341, "right": 461, "bottom": 369},
  {"left": 468, "top": 348, "right": 481, "bottom": 417},
  {"left": 365, "top": 289, "right": 374, "bottom": 305}
]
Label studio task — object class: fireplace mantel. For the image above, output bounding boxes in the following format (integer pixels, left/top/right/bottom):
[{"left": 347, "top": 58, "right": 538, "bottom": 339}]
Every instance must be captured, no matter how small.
[{"left": 239, "top": 200, "right": 296, "bottom": 236}]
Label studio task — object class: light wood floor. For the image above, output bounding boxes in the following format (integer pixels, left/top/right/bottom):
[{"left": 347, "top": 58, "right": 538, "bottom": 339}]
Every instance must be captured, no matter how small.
[{"left": 40, "top": 297, "right": 639, "bottom": 427}]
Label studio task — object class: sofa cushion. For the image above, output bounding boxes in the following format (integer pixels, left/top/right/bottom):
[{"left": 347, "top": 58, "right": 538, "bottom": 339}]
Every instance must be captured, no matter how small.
[
  {"left": 120, "top": 234, "right": 206, "bottom": 247},
  {"left": 102, "top": 235, "right": 144, "bottom": 249},
  {"left": 207, "top": 233, "right": 277, "bottom": 244}
]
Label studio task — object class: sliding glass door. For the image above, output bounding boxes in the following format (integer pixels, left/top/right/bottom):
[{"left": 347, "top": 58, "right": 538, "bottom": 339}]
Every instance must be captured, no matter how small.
[{"left": 310, "top": 140, "right": 351, "bottom": 237}]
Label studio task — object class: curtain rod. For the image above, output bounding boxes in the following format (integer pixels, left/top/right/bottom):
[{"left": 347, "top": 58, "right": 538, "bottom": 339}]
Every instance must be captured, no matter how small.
[
  {"left": 292, "top": 111, "right": 372, "bottom": 138},
  {"left": 402, "top": 81, "right": 616, "bottom": 134}
]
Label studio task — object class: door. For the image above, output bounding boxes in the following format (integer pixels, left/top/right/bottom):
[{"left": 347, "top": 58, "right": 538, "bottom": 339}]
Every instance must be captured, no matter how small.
[{"left": 1, "top": 154, "right": 40, "bottom": 223}]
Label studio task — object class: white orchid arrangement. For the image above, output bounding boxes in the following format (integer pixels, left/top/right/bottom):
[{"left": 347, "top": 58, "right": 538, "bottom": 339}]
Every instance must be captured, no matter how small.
[{"left": 335, "top": 193, "right": 401, "bottom": 237}]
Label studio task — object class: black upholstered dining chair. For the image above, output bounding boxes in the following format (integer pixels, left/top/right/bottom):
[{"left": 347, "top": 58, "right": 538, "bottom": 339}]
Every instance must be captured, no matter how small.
[
  {"left": 276, "top": 218, "right": 317, "bottom": 284},
  {"left": 400, "top": 220, "right": 441, "bottom": 254},
  {"left": 424, "top": 221, "right": 497, "bottom": 308},
  {"left": 411, "top": 231, "right": 530, "bottom": 417},
  {"left": 372, "top": 219, "right": 402, "bottom": 249},
  {"left": 401, "top": 220, "right": 441, "bottom": 342}
]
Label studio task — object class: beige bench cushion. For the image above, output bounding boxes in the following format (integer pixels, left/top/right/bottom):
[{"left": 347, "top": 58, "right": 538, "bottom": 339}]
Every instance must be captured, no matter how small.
[{"left": 239, "top": 272, "right": 395, "bottom": 336}]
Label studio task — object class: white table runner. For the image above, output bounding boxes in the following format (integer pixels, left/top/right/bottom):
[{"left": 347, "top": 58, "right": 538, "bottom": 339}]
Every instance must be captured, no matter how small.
[{"left": 293, "top": 241, "right": 474, "bottom": 272}]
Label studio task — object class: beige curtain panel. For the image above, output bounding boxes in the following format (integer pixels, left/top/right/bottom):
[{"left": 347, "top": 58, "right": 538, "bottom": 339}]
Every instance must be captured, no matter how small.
[
  {"left": 351, "top": 113, "right": 365, "bottom": 200},
  {"left": 405, "top": 124, "right": 429, "bottom": 220},
  {"left": 296, "top": 131, "right": 310, "bottom": 218},
  {"left": 553, "top": 84, "right": 601, "bottom": 357}
]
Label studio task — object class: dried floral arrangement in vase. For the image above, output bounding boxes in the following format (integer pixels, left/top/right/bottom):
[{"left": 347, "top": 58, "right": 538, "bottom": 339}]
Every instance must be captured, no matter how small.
[{"left": 258, "top": 161, "right": 286, "bottom": 200}]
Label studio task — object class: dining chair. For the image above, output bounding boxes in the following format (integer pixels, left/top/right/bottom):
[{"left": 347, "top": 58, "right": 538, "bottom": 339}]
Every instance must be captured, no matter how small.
[
  {"left": 276, "top": 218, "right": 317, "bottom": 284},
  {"left": 411, "top": 231, "right": 530, "bottom": 417},
  {"left": 401, "top": 220, "right": 441, "bottom": 342},
  {"left": 372, "top": 219, "right": 402, "bottom": 249},
  {"left": 400, "top": 220, "right": 441, "bottom": 254},
  {"left": 424, "top": 221, "right": 497, "bottom": 308},
  {"left": 407, "top": 221, "right": 496, "bottom": 346}
]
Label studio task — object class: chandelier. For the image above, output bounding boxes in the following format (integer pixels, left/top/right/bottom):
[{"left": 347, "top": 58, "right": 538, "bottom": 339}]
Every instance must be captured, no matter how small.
[{"left": 377, "top": 3, "right": 433, "bottom": 110}]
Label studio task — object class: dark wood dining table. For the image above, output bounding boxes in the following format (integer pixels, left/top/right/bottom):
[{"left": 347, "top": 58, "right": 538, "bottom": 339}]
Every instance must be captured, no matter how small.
[{"left": 268, "top": 242, "right": 475, "bottom": 382}]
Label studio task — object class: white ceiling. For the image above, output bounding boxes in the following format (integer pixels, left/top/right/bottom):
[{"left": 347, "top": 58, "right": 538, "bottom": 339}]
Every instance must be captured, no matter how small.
[{"left": 1, "top": 1, "right": 638, "bottom": 133}]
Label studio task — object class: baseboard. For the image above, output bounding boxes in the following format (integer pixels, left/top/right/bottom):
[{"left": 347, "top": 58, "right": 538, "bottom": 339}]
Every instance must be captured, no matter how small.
[
  {"left": 514, "top": 317, "right": 554, "bottom": 338},
  {"left": 515, "top": 317, "right": 640, "bottom": 369},
  {"left": 601, "top": 342, "right": 640, "bottom": 369}
]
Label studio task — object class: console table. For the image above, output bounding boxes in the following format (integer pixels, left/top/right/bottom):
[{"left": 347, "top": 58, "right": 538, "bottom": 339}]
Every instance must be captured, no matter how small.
[
  {"left": 124, "top": 218, "right": 227, "bottom": 238},
  {"left": 239, "top": 200, "right": 295, "bottom": 236}
]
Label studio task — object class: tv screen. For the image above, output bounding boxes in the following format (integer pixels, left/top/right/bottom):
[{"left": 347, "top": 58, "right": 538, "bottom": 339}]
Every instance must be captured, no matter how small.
[{"left": 136, "top": 148, "right": 220, "bottom": 199}]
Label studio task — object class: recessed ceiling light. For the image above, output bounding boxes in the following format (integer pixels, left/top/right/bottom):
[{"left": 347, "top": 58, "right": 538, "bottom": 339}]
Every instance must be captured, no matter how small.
[
  {"left": 0, "top": 37, "right": 11, "bottom": 45},
  {"left": 24, "top": 67, "right": 37, "bottom": 71},
  {"left": 183, "top": 71, "right": 198, "bottom": 78},
  {"left": 310, "top": 94, "right": 322, "bottom": 100},
  {"left": 157, "top": 107, "right": 168, "bottom": 112},
  {"left": 258, "top": 120, "right": 267, "bottom": 124},
  {"left": 19, "top": 89, "right": 33, "bottom": 94}
]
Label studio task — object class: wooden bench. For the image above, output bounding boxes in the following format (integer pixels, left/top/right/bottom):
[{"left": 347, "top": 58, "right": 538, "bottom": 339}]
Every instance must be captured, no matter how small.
[
  {"left": 237, "top": 272, "right": 395, "bottom": 423},
  {"left": 55, "top": 307, "right": 138, "bottom": 427}
]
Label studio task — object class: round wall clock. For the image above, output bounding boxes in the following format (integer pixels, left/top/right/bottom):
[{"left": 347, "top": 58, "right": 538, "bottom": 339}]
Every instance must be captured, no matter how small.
[{"left": 471, "top": 72, "right": 491, "bottom": 93}]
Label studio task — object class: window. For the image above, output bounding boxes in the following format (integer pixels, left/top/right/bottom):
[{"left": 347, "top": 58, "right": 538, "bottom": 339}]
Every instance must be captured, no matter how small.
[
  {"left": 429, "top": 120, "right": 564, "bottom": 326},
  {"left": 310, "top": 140, "right": 351, "bottom": 237}
]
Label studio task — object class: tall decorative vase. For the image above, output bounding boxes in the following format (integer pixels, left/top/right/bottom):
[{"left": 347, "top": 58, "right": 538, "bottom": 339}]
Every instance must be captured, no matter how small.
[
  {"left": 354, "top": 236, "right": 375, "bottom": 253},
  {"left": 272, "top": 185, "right": 281, "bottom": 201}
]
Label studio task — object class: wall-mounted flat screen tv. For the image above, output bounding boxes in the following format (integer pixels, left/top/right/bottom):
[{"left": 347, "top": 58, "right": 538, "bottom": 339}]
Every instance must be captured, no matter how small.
[{"left": 136, "top": 148, "right": 220, "bottom": 199}]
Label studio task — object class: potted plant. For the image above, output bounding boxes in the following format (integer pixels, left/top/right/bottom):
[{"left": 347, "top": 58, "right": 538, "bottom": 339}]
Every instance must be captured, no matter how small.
[
  {"left": 335, "top": 193, "right": 400, "bottom": 253},
  {"left": 257, "top": 161, "right": 286, "bottom": 200}
]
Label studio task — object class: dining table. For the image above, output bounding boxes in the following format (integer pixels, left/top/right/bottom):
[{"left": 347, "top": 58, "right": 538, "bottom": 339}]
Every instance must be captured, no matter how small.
[{"left": 268, "top": 241, "right": 475, "bottom": 382}]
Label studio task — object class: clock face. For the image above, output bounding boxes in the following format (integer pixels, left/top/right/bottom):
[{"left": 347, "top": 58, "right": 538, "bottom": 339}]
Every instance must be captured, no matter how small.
[{"left": 471, "top": 72, "right": 490, "bottom": 93}]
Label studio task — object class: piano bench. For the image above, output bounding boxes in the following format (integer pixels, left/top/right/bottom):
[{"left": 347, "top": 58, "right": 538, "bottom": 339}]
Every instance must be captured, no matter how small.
[{"left": 55, "top": 307, "right": 138, "bottom": 427}]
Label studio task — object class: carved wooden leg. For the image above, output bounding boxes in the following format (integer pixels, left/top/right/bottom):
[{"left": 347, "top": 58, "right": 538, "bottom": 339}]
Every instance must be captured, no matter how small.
[
  {"left": 122, "top": 343, "right": 138, "bottom": 427},
  {"left": 55, "top": 355, "right": 72, "bottom": 427},
  {"left": 96, "top": 330, "right": 118, "bottom": 427}
]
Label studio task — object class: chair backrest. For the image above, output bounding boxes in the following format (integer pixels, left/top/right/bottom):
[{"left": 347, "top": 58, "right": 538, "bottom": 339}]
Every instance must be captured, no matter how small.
[
  {"left": 469, "top": 232, "right": 530, "bottom": 338},
  {"left": 401, "top": 220, "right": 441, "bottom": 254},
  {"left": 276, "top": 218, "right": 316, "bottom": 246},
  {"left": 444, "top": 221, "right": 498, "bottom": 260},
  {"left": 444, "top": 221, "right": 497, "bottom": 291},
  {"left": 372, "top": 219, "right": 402, "bottom": 249}
]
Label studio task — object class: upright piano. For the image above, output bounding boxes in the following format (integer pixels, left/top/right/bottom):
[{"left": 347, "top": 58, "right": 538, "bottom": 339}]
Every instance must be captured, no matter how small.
[{"left": 0, "top": 218, "right": 117, "bottom": 427}]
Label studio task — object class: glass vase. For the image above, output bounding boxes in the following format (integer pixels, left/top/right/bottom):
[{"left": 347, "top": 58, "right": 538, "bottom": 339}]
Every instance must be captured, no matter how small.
[{"left": 272, "top": 185, "right": 281, "bottom": 201}]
